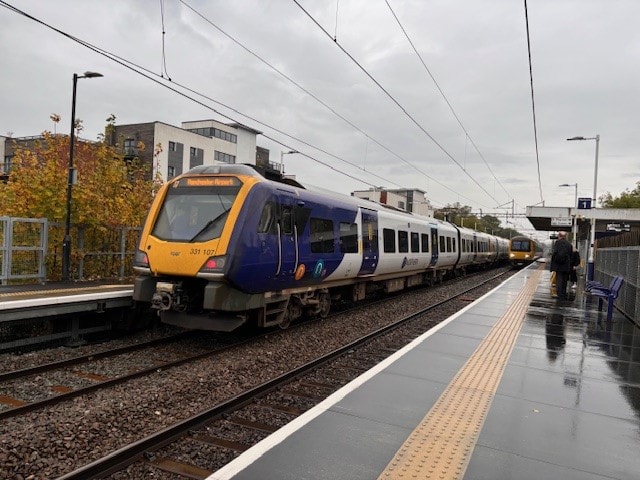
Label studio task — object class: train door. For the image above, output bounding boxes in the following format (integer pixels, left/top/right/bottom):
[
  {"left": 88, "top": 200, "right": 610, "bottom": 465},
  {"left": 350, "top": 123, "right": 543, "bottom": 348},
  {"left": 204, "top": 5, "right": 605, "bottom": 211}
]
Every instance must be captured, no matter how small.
[
  {"left": 276, "top": 194, "right": 298, "bottom": 279},
  {"left": 472, "top": 233, "right": 478, "bottom": 263},
  {"left": 358, "top": 208, "right": 378, "bottom": 275},
  {"left": 429, "top": 227, "right": 439, "bottom": 266}
]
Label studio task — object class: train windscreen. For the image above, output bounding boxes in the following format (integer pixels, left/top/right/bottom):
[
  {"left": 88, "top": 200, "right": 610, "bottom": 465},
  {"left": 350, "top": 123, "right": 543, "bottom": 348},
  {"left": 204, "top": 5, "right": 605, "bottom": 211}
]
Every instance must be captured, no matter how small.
[
  {"left": 151, "top": 177, "right": 242, "bottom": 242},
  {"left": 510, "top": 239, "right": 531, "bottom": 252}
]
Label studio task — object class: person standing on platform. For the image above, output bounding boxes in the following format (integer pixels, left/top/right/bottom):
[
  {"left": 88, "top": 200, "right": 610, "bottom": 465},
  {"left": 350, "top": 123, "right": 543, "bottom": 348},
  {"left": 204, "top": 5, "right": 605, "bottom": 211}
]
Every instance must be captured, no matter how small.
[{"left": 550, "top": 231, "right": 573, "bottom": 300}]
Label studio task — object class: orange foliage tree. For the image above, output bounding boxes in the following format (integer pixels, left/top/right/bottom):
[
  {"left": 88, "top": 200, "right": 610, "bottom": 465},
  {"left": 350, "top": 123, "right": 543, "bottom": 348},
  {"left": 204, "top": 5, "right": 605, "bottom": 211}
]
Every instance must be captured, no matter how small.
[{"left": 0, "top": 130, "right": 159, "bottom": 227}]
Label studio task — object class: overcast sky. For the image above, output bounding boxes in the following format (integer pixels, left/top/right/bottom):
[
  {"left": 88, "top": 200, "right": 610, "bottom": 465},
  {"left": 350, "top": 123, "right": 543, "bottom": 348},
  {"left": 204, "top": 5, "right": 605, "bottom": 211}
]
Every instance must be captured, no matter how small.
[{"left": 1, "top": 0, "right": 639, "bottom": 237}]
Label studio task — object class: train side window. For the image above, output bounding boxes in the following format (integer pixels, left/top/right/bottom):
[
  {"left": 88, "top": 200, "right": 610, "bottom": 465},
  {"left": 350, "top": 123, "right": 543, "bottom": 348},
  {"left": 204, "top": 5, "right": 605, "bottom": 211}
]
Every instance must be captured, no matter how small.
[
  {"left": 257, "top": 201, "right": 276, "bottom": 234},
  {"left": 398, "top": 230, "right": 409, "bottom": 253},
  {"left": 410, "top": 232, "right": 420, "bottom": 253},
  {"left": 439, "top": 236, "right": 446, "bottom": 253},
  {"left": 452, "top": 238, "right": 456, "bottom": 252},
  {"left": 421, "top": 233, "right": 429, "bottom": 253},
  {"left": 383, "top": 228, "right": 396, "bottom": 253},
  {"left": 339, "top": 222, "right": 359, "bottom": 253},
  {"left": 446, "top": 237, "right": 452, "bottom": 252},
  {"left": 310, "top": 218, "right": 334, "bottom": 253}
]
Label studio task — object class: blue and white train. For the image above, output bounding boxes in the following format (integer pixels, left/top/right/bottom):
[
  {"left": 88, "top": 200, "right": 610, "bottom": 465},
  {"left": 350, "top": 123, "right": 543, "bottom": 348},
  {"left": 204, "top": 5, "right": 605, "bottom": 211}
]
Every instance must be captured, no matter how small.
[{"left": 133, "top": 164, "right": 508, "bottom": 331}]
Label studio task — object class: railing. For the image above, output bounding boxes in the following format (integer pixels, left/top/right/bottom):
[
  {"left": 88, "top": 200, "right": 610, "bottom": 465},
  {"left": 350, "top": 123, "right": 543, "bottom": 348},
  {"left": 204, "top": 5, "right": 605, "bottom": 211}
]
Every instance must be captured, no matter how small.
[
  {"left": 0, "top": 217, "right": 141, "bottom": 284},
  {"left": 0, "top": 217, "right": 48, "bottom": 285}
]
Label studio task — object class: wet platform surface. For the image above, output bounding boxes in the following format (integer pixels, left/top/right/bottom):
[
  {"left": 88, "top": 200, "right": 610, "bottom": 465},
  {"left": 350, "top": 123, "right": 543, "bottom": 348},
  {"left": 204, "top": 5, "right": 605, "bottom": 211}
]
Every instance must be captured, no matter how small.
[{"left": 210, "top": 265, "right": 640, "bottom": 480}]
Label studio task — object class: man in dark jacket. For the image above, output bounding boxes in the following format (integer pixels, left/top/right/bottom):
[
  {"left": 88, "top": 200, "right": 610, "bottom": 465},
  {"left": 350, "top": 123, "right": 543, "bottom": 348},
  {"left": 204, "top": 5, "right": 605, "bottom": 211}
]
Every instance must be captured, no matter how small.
[{"left": 550, "top": 231, "right": 573, "bottom": 300}]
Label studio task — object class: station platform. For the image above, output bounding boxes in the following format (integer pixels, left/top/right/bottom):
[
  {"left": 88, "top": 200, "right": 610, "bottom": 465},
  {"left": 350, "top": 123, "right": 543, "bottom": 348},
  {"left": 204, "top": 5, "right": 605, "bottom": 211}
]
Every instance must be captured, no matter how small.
[
  {"left": 210, "top": 264, "right": 640, "bottom": 480},
  {"left": 0, "top": 282, "right": 133, "bottom": 321}
]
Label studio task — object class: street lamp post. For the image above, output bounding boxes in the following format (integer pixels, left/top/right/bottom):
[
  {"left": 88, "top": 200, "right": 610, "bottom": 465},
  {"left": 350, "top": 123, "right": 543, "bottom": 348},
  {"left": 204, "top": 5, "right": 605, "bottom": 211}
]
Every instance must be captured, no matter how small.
[
  {"left": 559, "top": 182, "right": 578, "bottom": 248},
  {"left": 62, "top": 71, "right": 103, "bottom": 282},
  {"left": 279, "top": 149, "right": 298, "bottom": 175},
  {"left": 567, "top": 134, "right": 600, "bottom": 281}
]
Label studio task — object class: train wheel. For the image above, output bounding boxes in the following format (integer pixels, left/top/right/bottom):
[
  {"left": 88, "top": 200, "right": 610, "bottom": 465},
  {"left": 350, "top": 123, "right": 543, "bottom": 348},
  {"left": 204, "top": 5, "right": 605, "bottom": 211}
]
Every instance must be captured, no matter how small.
[
  {"left": 318, "top": 291, "right": 331, "bottom": 318},
  {"left": 280, "top": 298, "right": 301, "bottom": 329}
]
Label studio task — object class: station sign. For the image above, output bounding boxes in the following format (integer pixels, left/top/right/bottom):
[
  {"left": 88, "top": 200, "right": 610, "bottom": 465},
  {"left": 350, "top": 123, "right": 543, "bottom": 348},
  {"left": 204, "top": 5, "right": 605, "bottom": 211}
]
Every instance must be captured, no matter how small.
[
  {"left": 577, "top": 197, "right": 592, "bottom": 209},
  {"left": 551, "top": 217, "right": 573, "bottom": 227},
  {"left": 606, "top": 223, "right": 631, "bottom": 232}
]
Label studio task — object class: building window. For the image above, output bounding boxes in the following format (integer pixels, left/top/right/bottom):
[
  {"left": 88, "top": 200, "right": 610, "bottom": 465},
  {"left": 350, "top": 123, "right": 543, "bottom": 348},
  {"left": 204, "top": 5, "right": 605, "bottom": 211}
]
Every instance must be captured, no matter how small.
[
  {"left": 214, "top": 151, "right": 236, "bottom": 164},
  {"left": 189, "top": 127, "right": 238, "bottom": 144},
  {"left": 190, "top": 147, "right": 197, "bottom": 157},
  {"left": 169, "top": 141, "right": 176, "bottom": 152},
  {"left": 2, "top": 155, "right": 13, "bottom": 174},
  {"left": 123, "top": 138, "right": 136, "bottom": 156},
  {"left": 167, "top": 165, "right": 176, "bottom": 179}
]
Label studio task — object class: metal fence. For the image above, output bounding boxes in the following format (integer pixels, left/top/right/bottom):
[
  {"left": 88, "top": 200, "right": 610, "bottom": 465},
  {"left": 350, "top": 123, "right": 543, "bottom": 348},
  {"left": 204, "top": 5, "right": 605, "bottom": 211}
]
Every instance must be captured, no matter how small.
[
  {"left": 594, "top": 246, "right": 640, "bottom": 323},
  {"left": 0, "top": 217, "right": 48, "bottom": 285},
  {"left": 1, "top": 217, "right": 141, "bottom": 284}
]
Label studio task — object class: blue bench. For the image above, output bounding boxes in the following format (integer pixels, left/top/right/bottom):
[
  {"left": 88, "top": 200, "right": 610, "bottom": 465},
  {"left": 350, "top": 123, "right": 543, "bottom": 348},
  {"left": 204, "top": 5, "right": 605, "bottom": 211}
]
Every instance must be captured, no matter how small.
[
  {"left": 585, "top": 275, "right": 621, "bottom": 292},
  {"left": 586, "top": 275, "right": 624, "bottom": 321}
]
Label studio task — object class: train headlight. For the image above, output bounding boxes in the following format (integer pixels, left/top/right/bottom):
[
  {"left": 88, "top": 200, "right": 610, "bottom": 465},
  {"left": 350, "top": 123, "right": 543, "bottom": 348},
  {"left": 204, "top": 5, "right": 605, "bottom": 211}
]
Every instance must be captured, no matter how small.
[
  {"left": 199, "top": 256, "right": 227, "bottom": 273},
  {"left": 509, "top": 253, "right": 515, "bottom": 258},
  {"left": 134, "top": 249, "right": 149, "bottom": 268},
  {"left": 525, "top": 254, "right": 531, "bottom": 259}
]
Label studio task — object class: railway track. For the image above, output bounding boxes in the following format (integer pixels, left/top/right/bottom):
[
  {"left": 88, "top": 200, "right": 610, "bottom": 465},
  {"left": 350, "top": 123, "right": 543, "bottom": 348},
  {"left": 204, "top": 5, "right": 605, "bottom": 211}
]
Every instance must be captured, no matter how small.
[
  {"left": 0, "top": 330, "right": 243, "bottom": 420},
  {"left": 56, "top": 268, "right": 514, "bottom": 479}
]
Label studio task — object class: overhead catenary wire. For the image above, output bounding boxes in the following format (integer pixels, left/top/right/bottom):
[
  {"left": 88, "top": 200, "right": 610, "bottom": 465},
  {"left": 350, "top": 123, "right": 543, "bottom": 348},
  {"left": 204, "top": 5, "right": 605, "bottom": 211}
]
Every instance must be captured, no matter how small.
[
  {"left": 0, "top": 0, "right": 499, "bottom": 211},
  {"left": 0, "top": 0, "right": 490, "bottom": 210},
  {"left": 523, "top": 0, "right": 544, "bottom": 205},
  {"left": 0, "top": 0, "right": 389, "bottom": 190},
  {"left": 176, "top": 0, "right": 484, "bottom": 208},
  {"left": 292, "top": 0, "right": 503, "bottom": 208},
  {"left": 385, "top": 0, "right": 512, "bottom": 202}
]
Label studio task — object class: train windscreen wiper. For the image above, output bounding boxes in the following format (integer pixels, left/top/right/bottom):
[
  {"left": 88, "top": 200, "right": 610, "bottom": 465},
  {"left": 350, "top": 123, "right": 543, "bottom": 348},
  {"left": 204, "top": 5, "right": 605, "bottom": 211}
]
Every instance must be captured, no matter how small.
[{"left": 189, "top": 208, "right": 230, "bottom": 242}]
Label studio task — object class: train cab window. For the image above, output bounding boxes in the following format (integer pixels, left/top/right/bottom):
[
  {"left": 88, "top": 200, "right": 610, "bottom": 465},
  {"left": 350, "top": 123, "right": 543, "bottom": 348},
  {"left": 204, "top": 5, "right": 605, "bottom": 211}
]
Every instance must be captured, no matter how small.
[
  {"left": 339, "top": 222, "right": 358, "bottom": 253},
  {"left": 383, "top": 228, "right": 396, "bottom": 253},
  {"left": 258, "top": 201, "right": 276, "bottom": 234},
  {"left": 398, "top": 230, "right": 409, "bottom": 253},
  {"left": 421, "top": 233, "right": 429, "bottom": 253},
  {"left": 446, "top": 237, "right": 452, "bottom": 252},
  {"left": 310, "top": 218, "right": 334, "bottom": 253},
  {"left": 411, "top": 232, "right": 420, "bottom": 253},
  {"left": 439, "top": 236, "right": 446, "bottom": 253}
]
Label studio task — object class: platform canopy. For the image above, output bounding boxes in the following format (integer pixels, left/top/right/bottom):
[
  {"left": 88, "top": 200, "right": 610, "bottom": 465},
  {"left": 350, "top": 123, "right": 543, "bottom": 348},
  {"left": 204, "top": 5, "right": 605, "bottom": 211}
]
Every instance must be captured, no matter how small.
[{"left": 526, "top": 206, "right": 640, "bottom": 233}]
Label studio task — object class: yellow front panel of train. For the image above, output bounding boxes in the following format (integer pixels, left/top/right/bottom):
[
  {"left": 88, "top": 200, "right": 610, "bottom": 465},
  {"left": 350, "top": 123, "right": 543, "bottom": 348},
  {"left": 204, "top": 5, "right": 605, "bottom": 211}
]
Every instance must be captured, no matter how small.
[{"left": 143, "top": 237, "right": 222, "bottom": 276}]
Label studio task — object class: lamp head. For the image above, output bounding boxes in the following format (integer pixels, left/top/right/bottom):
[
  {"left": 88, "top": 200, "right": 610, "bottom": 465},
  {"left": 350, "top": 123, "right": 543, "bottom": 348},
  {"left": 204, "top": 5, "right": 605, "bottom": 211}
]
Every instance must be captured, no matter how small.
[{"left": 82, "top": 71, "right": 103, "bottom": 79}]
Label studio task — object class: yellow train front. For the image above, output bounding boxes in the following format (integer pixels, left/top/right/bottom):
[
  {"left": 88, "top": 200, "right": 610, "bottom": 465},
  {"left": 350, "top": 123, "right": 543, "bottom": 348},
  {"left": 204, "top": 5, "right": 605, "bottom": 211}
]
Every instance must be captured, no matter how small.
[{"left": 508, "top": 235, "right": 542, "bottom": 268}]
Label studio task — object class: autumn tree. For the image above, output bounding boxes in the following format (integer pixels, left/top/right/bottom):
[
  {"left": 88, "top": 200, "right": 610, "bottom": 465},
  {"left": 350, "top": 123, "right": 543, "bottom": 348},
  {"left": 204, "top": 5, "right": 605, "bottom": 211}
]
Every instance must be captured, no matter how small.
[
  {"left": 0, "top": 130, "right": 158, "bottom": 226},
  {"left": 600, "top": 182, "right": 640, "bottom": 208}
]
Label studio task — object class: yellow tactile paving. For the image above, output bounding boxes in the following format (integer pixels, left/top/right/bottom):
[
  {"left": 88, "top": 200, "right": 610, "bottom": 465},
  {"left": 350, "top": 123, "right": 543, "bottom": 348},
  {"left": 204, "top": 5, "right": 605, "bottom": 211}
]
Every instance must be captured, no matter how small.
[{"left": 378, "top": 269, "right": 541, "bottom": 480}]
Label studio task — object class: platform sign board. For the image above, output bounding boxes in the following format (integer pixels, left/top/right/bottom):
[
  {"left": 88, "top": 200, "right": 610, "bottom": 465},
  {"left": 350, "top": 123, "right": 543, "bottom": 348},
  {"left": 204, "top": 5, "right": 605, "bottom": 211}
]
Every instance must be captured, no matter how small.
[
  {"left": 578, "top": 197, "right": 592, "bottom": 209},
  {"left": 607, "top": 223, "right": 631, "bottom": 232},
  {"left": 551, "top": 217, "right": 573, "bottom": 227}
]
